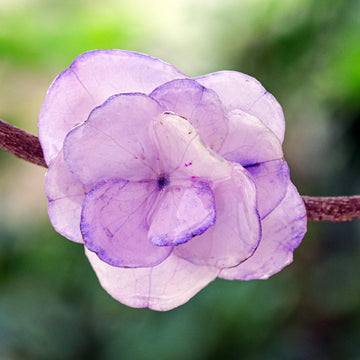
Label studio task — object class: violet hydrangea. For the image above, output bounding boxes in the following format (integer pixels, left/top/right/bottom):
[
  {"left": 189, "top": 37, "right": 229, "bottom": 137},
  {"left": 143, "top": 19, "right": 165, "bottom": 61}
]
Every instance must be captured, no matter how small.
[{"left": 39, "top": 50, "right": 307, "bottom": 311}]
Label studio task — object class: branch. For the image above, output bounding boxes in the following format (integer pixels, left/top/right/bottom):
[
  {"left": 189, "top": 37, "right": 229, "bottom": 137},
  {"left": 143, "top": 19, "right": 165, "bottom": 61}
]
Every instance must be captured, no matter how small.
[
  {"left": 0, "top": 119, "right": 359, "bottom": 222},
  {"left": 302, "top": 195, "right": 360, "bottom": 222},
  {"left": 0, "top": 119, "right": 47, "bottom": 168}
]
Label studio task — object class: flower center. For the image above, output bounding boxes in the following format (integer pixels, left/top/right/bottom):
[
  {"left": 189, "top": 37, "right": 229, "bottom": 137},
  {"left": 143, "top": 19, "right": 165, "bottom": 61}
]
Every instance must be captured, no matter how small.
[{"left": 157, "top": 174, "right": 169, "bottom": 190}]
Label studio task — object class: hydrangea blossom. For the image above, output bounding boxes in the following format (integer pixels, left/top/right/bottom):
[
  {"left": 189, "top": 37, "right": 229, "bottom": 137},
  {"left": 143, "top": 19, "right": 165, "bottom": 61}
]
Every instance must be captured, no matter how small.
[{"left": 38, "top": 50, "right": 307, "bottom": 311}]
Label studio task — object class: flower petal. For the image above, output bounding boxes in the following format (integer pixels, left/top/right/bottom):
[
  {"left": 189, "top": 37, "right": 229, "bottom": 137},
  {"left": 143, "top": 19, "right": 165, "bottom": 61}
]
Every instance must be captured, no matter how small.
[
  {"left": 219, "top": 109, "right": 283, "bottom": 166},
  {"left": 151, "top": 112, "right": 230, "bottom": 181},
  {"left": 150, "top": 79, "right": 228, "bottom": 151},
  {"left": 245, "top": 159, "right": 290, "bottom": 219},
  {"left": 149, "top": 180, "right": 216, "bottom": 246},
  {"left": 219, "top": 182, "right": 307, "bottom": 280},
  {"left": 45, "top": 151, "right": 86, "bottom": 243},
  {"left": 175, "top": 163, "right": 261, "bottom": 268},
  {"left": 81, "top": 179, "right": 172, "bottom": 268},
  {"left": 39, "top": 49, "right": 187, "bottom": 164},
  {"left": 63, "top": 94, "right": 163, "bottom": 187},
  {"left": 86, "top": 249, "right": 219, "bottom": 311},
  {"left": 196, "top": 71, "right": 285, "bottom": 143}
]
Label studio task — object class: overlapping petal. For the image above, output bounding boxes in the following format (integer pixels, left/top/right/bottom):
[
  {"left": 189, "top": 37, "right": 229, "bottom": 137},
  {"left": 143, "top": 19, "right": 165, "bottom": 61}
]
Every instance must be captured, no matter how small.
[
  {"left": 245, "top": 159, "right": 290, "bottom": 219},
  {"left": 151, "top": 112, "right": 230, "bottom": 181},
  {"left": 175, "top": 163, "right": 261, "bottom": 268},
  {"left": 150, "top": 79, "right": 228, "bottom": 151},
  {"left": 81, "top": 179, "right": 172, "bottom": 268},
  {"left": 38, "top": 49, "right": 187, "bottom": 164},
  {"left": 45, "top": 151, "right": 86, "bottom": 243},
  {"left": 219, "top": 183, "right": 306, "bottom": 280},
  {"left": 63, "top": 94, "right": 163, "bottom": 186},
  {"left": 196, "top": 71, "right": 285, "bottom": 143},
  {"left": 86, "top": 249, "right": 219, "bottom": 311},
  {"left": 219, "top": 109, "right": 283, "bottom": 166},
  {"left": 148, "top": 180, "right": 216, "bottom": 246}
]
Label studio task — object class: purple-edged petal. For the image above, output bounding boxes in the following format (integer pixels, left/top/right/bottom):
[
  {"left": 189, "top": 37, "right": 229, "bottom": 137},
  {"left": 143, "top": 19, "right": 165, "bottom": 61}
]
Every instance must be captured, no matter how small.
[
  {"left": 64, "top": 94, "right": 163, "bottom": 186},
  {"left": 39, "top": 49, "right": 187, "bottom": 164},
  {"left": 151, "top": 112, "right": 230, "bottom": 181},
  {"left": 196, "top": 71, "right": 285, "bottom": 143},
  {"left": 175, "top": 163, "right": 261, "bottom": 268},
  {"left": 81, "top": 179, "right": 172, "bottom": 268},
  {"left": 149, "top": 180, "right": 216, "bottom": 246},
  {"left": 150, "top": 79, "right": 228, "bottom": 151},
  {"left": 220, "top": 109, "right": 283, "bottom": 166},
  {"left": 86, "top": 249, "right": 219, "bottom": 311},
  {"left": 219, "top": 182, "right": 307, "bottom": 280},
  {"left": 45, "top": 151, "right": 87, "bottom": 243},
  {"left": 246, "top": 159, "right": 290, "bottom": 219}
]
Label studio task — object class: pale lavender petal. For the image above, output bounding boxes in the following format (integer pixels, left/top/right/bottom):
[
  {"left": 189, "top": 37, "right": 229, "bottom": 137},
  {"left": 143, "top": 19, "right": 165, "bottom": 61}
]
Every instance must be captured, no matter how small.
[
  {"left": 219, "top": 182, "right": 307, "bottom": 280},
  {"left": 196, "top": 71, "right": 285, "bottom": 143},
  {"left": 175, "top": 163, "right": 261, "bottom": 268},
  {"left": 45, "top": 151, "right": 87, "bottom": 243},
  {"left": 219, "top": 109, "right": 283, "bottom": 166},
  {"left": 149, "top": 180, "right": 216, "bottom": 246},
  {"left": 64, "top": 94, "right": 163, "bottom": 187},
  {"left": 151, "top": 112, "right": 231, "bottom": 181},
  {"left": 245, "top": 159, "right": 290, "bottom": 219},
  {"left": 150, "top": 79, "right": 228, "bottom": 151},
  {"left": 81, "top": 179, "right": 172, "bottom": 268},
  {"left": 86, "top": 249, "right": 219, "bottom": 311},
  {"left": 39, "top": 49, "right": 187, "bottom": 164}
]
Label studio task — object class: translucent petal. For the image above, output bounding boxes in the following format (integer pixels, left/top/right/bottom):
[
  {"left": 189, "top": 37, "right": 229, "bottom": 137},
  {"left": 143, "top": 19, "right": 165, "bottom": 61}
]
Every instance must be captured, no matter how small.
[
  {"left": 150, "top": 78, "right": 228, "bottom": 151},
  {"left": 86, "top": 249, "right": 219, "bottom": 311},
  {"left": 81, "top": 179, "right": 172, "bottom": 268},
  {"left": 175, "top": 163, "right": 261, "bottom": 268},
  {"left": 151, "top": 112, "right": 230, "bottom": 181},
  {"left": 196, "top": 71, "right": 285, "bottom": 143},
  {"left": 39, "top": 49, "right": 187, "bottom": 164},
  {"left": 245, "top": 159, "right": 290, "bottom": 219},
  {"left": 149, "top": 180, "right": 216, "bottom": 246},
  {"left": 220, "top": 109, "right": 283, "bottom": 166},
  {"left": 219, "top": 183, "right": 307, "bottom": 280},
  {"left": 64, "top": 94, "right": 163, "bottom": 187},
  {"left": 45, "top": 151, "right": 86, "bottom": 243}
]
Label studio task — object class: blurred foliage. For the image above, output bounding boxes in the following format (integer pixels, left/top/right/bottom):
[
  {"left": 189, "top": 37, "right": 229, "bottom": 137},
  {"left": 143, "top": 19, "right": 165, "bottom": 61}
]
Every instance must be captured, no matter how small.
[
  {"left": 0, "top": 0, "right": 360, "bottom": 359},
  {"left": 0, "top": 0, "right": 135, "bottom": 69}
]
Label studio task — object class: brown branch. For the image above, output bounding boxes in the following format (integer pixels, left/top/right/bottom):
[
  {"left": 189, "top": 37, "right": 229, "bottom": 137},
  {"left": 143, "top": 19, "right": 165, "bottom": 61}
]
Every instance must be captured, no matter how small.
[
  {"left": 0, "top": 119, "right": 47, "bottom": 168},
  {"left": 302, "top": 195, "right": 360, "bottom": 222},
  {"left": 0, "top": 119, "right": 360, "bottom": 222}
]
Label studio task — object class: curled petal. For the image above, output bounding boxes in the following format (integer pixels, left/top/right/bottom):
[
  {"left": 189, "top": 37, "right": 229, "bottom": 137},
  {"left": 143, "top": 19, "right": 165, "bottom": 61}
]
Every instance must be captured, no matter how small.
[
  {"left": 149, "top": 180, "right": 216, "bottom": 246},
  {"left": 220, "top": 109, "right": 283, "bottom": 166},
  {"left": 81, "top": 179, "right": 172, "bottom": 268},
  {"left": 175, "top": 163, "right": 261, "bottom": 268},
  {"left": 39, "top": 49, "right": 187, "bottom": 164},
  {"left": 86, "top": 249, "right": 219, "bottom": 311},
  {"left": 150, "top": 78, "right": 228, "bottom": 151},
  {"left": 45, "top": 151, "right": 86, "bottom": 243},
  {"left": 151, "top": 112, "right": 230, "bottom": 181},
  {"left": 245, "top": 159, "right": 290, "bottom": 219},
  {"left": 219, "top": 183, "right": 307, "bottom": 280},
  {"left": 196, "top": 71, "right": 285, "bottom": 143},
  {"left": 64, "top": 94, "right": 163, "bottom": 186}
]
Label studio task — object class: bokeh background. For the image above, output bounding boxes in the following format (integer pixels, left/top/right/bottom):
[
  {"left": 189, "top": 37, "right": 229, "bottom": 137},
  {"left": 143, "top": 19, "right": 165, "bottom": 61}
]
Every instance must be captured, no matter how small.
[{"left": 1, "top": 0, "right": 360, "bottom": 359}]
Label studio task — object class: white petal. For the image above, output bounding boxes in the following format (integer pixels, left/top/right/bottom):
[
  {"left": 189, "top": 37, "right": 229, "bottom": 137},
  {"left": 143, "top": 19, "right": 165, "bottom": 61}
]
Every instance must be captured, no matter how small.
[
  {"left": 45, "top": 151, "right": 86, "bottom": 243},
  {"left": 86, "top": 249, "right": 219, "bottom": 311}
]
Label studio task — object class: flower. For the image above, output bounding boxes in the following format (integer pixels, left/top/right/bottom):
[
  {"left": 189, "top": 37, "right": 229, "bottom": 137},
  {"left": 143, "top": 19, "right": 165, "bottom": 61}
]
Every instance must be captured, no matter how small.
[{"left": 39, "top": 50, "right": 307, "bottom": 311}]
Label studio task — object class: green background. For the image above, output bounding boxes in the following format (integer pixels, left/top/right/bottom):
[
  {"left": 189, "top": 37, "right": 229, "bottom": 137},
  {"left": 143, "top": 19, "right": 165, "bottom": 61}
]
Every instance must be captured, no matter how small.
[{"left": 1, "top": 0, "right": 360, "bottom": 359}]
